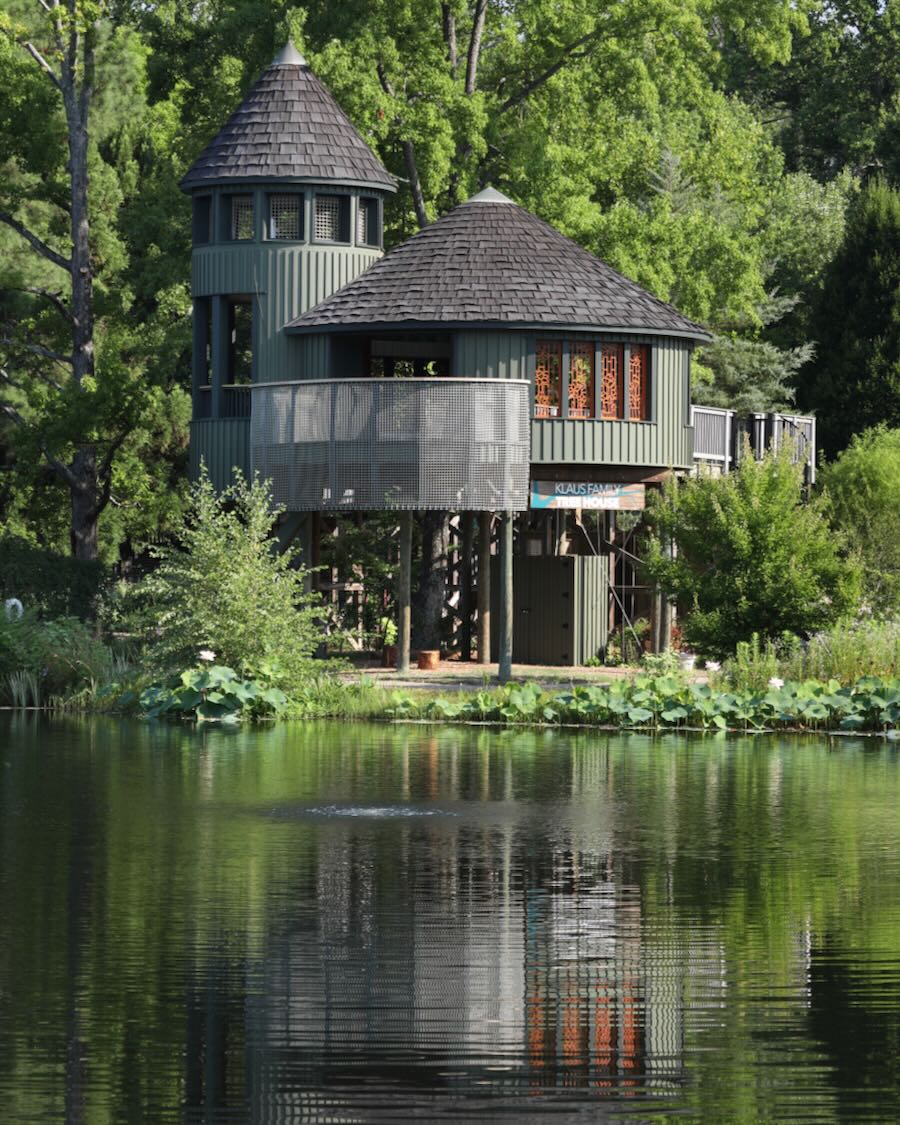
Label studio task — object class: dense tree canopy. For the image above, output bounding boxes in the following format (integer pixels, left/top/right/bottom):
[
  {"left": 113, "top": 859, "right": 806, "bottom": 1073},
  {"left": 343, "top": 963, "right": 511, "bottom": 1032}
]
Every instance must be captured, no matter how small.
[{"left": 0, "top": 0, "right": 898, "bottom": 557}]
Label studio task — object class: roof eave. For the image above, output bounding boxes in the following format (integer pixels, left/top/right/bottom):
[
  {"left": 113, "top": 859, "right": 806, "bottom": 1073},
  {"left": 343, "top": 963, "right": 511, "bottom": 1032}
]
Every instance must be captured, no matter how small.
[
  {"left": 284, "top": 318, "right": 711, "bottom": 343},
  {"left": 178, "top": 172, "right": 398, "bottom": 194}
]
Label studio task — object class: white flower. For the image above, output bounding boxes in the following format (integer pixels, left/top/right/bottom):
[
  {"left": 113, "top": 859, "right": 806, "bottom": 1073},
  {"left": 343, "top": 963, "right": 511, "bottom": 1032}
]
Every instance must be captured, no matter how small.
[
  {"left": 768, "top": 677, "right": 784, "bottom": 689},
  {"left": 705, "top": 660, "right": 721, "bottom": 672},
  {"left": 199, "top": 649, "right": 216, "bottom": 662}
]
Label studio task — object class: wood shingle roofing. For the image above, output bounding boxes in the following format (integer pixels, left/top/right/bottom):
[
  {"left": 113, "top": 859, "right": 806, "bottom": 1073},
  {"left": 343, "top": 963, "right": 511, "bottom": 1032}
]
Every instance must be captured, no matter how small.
[
  {"left": 286, "top": 190, "right": 709, "bottom": 339},
  {"left": 180, "top": 43, "right": 396, "bottom": 192}
]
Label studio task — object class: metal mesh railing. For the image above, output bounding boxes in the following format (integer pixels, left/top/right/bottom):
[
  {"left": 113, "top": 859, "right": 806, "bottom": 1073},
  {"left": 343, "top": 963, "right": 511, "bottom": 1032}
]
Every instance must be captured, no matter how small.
[
  {"left": 251, "top": 378, "right": 531, "bottom": 511},
  {"left": 691, "top": 405, "right": 733, "bottom": 463}
]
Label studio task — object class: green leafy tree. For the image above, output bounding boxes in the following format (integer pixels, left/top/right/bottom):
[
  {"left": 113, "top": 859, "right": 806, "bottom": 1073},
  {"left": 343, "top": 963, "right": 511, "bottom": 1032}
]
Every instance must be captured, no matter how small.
[
  {"left": 801, "top": 179, "right": 900, "bottom": 454},
  {"left": 140, "top": 469, "right": 323, "bottom": 686},
  {"left": 820, "top": 426, "right": 900, "bottom": 614},
  {"left": 645, "top": 446, "right": 861, "bottom": 657},
  {"left": 0, "top": 2, "right": 190, "bottom": 561},
  {"left": 724, "top": 1, "right": 900, "bottom": 183}
]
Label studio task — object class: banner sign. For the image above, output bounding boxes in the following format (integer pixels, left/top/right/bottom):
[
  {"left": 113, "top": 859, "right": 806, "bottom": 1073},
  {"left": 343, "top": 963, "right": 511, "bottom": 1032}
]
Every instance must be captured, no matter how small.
[{"left": 530, "top": 480, "right": 646, "bottom": 511}]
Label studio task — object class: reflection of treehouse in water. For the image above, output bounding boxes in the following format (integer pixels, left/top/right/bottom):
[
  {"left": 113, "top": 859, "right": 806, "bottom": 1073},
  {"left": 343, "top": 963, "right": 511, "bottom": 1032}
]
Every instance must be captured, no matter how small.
[{"left": 524, "top": 877, "right": 686, "bottom": 1092}]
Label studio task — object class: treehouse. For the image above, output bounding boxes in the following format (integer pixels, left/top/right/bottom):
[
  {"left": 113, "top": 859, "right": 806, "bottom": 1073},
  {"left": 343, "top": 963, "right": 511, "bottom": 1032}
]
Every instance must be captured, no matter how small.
[{"left": 181, "top": 43, "right": 816, "bottom": 672}]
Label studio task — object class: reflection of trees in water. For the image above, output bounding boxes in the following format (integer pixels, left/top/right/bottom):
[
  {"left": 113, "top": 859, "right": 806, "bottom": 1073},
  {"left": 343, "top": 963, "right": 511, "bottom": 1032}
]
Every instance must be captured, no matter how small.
[{"left": 1, "top": 719, "right": 899, "bottom": 1120}]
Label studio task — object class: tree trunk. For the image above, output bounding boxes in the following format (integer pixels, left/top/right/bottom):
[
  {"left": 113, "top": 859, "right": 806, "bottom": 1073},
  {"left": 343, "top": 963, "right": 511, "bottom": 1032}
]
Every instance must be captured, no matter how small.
[
  {"left": 64, "top": 23, "right": 99, "bottom": 561},
  {"left": 412, "top": 510, "right": 448, "bottom": 651},
  {"left": 70, "top": 446, "right": 99, "bottom": 561}
]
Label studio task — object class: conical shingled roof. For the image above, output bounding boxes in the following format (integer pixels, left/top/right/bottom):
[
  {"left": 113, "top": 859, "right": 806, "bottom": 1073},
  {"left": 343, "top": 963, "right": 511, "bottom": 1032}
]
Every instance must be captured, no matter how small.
[
  {"left": 180, "top": 43, "right": 396, "bottom": 192},
  {"left": 286, "top": 192, "right": 708, "bottom": 339}
]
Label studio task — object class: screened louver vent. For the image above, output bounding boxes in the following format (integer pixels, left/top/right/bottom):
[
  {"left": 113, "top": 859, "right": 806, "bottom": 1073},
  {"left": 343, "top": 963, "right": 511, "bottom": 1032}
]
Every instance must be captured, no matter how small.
[
  {"left": 315, "top": 194, "right": 349, "bottom": 242},
  {"left": 269, "top": 194, "right": 302, "bottom": 240},
  {"left": 230, "top": 195, "right": 254, "bottom": 240}
]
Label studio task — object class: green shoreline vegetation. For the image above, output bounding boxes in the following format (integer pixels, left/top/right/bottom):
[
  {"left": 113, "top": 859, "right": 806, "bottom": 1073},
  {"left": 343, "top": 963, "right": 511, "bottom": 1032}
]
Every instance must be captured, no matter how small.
[{"left": 2, "top": 443, "right": 899, "bottom": 736}]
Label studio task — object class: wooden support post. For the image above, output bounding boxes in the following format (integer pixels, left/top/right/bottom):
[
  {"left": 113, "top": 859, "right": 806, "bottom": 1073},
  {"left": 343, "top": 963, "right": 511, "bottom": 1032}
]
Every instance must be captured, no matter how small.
[
  {"left": 460, "top": 513, "right": 473, "bottom": 661},
  {"left": 498, "top": 511, "right": 513, "bottom": 684},
  {"left": 396, "top": 511, "right": 412, "bottom": 673},
  {"left": 210, "top": 296, "right": 227, "bottom": 420},
  {"left": 477, "top": 512, "right": 491, "bottom": 665}
]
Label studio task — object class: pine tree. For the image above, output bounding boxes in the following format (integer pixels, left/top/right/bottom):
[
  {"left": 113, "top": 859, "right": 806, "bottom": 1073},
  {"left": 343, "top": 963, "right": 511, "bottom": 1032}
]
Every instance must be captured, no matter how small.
[{"left": 801, "top": 179, "right": 900, "bottom": 454}]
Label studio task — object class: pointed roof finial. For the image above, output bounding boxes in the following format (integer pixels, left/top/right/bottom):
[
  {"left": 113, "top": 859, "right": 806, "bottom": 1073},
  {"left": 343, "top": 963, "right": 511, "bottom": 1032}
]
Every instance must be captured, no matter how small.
[
  {"left": 271, "top": 40, "right": 307, "bottom": 67},
  {"left": 467, "top": 186, "right": 515, "bottom": 204}
]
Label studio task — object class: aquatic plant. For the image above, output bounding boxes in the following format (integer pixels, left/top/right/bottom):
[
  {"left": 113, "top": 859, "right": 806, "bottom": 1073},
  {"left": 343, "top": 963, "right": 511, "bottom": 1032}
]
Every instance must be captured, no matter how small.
[
  {"left": 386, "top": 674, "right": 900, "bottom": 737},
  {"left": 137, "top": 664, "right": 288, "bottom": 723}
]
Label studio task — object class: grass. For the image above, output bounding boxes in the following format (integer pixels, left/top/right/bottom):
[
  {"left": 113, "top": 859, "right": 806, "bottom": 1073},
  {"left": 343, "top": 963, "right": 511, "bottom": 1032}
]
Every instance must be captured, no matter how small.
[{"left": 723, "top": 620, "right": 900, "bottom": 691}]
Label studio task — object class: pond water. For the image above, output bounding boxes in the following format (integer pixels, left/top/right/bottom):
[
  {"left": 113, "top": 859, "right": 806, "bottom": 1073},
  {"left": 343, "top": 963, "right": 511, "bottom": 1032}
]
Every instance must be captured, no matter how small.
[{"left": 1, "top": 717, "right": 899, "bottom": 1122}]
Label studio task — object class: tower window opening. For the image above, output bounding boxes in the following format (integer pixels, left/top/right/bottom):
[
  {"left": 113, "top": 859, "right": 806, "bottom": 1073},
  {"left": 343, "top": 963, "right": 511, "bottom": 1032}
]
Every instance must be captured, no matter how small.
[
  {"left": 228, "top": 299, "right": 253, "bottom": 385},
  {"left": 192, "top": 195, "right": 212, "bottom": 244},
  {"left": 357, "top": 197, "right": 380, "bottom": 246},
  {"left": 315, "top": 194, "right": 350, "bottom": 242},
  {"left": 269, "top": 194, "right": 303, "bottom": 240},
  {"left": 229, "top": 195, "right": 254, "bottom": 241}
]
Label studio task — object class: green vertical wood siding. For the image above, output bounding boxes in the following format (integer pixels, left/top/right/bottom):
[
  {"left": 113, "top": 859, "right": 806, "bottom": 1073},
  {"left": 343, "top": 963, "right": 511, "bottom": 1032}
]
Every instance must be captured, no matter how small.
[
  {"left": 453, "top": 331, "right": 531, "bottom": 380},
  {"left": 189, "top": 418, "right": 250, "bottom": 486},
  {"left": 530, "top": 338, "right": 693, "bottom": 468},
  {"left": 451, "top": 330, "right": 692, "bottom": 468},
  {"left": 192, "top": 244, "right": 380, "bottom": 383}
]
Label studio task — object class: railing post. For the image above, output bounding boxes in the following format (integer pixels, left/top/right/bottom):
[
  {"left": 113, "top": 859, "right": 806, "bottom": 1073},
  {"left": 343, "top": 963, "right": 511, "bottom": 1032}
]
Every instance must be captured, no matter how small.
[
  {"left": 477, "top": 512, "right": 491, "bottom": 665},
  {"left": 498, "top": 511, "right": 513, "bottom": 684},
  {"left": 396, "top": 510, "right": 412, "bottom": 674}
]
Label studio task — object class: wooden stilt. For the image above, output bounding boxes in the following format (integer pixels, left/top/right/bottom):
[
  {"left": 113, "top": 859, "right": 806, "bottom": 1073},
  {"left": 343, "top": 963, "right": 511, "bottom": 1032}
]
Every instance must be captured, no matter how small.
[
  {"left": 498, "top": 511, "right": 513, "bottom": 684},
  {"left": 477, "top": 512, "right": 491, "bottom": 665},
  {"left": 397, "top": 511, "right": 412, "bottom": 673},
  {"left": 460, "top": 512, "right": 473, "bottom": 660}
]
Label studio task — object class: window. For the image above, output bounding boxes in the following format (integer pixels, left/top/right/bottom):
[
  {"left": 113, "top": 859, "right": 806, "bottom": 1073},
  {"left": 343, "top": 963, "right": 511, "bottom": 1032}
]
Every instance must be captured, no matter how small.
[
  {"left": 568, "top": 341, "right": 595, "bottom": 418},
  {"left": 534, "top": 339, "right": 650, "bottom": 420},
  {"left": 628, "top": 344, "right": 650, "bottom": 420},
  {"left": 357, "top": 196, "right": 380, "bottom": 246},
  {"left": 228, "top": 300, "right": 253, "bottom": 384},
  {"left": 268, "top": 194, "right": 303, "bottom": 240},
  {"left": 534, "top": 340, "right": 562, "bottom": 417},
  {"left": 315, "top": 194, "right": 350, "bottom": 242},
  {"left": 600, "top": 343, "right": 624, "bottom": 419},
  {"left": 192, "top": 195, "right": 212, "bottom": 244},
  {"left": 229, "top": 195, "right": 254, "bottom": 240}
]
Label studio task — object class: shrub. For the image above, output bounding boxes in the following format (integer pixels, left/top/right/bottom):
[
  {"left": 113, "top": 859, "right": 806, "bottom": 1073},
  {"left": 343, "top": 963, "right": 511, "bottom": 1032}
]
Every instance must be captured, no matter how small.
[
  {"left": 0, "top": 610, "right": 113, "bottom": 702},
  {"left": 138, "top": 469, "right": 323, "bottom": 689},
  {"left": 644, "top": 445, "right": 862, "bottom": 658},
  {"left": 0, "top": 535, "right": 106, "bottom": 619},
  {"left": 820, "top": 426, "right": 900, "bottom": 614}
]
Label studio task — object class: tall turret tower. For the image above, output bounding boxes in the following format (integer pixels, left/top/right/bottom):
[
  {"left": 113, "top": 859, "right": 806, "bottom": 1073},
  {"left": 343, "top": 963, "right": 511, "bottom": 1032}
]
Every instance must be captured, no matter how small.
[{"left": 180, "top": 41, "right": 396, "bottom": 485}]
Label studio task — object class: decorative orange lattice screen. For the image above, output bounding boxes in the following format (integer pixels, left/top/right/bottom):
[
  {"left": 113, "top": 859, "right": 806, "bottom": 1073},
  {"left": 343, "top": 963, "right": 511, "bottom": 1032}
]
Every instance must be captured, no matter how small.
[
  {"left": 629, "top": 345, "right": 649, "bottom": 420},
  {"left": 534, "top": 340, "right": 562, "bottom": 417},
  {"left": 568, "top": 342, "right": 595, "bottom": 418},
  {"left": 600, "top": 344, "right": 624, "bottom": 419}
]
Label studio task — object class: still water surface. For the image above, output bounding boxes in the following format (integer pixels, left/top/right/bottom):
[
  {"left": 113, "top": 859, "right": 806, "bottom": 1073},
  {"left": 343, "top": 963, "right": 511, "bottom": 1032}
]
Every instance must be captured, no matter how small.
[{"left": 1, "top": 717, "right": 899, "bottom": 1122}]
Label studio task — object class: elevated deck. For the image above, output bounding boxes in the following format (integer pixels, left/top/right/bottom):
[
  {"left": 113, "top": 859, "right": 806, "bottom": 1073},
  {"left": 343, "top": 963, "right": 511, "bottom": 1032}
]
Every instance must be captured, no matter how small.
[
  {"left": 691, "top": 406, "right": 816, "bottom": 484},
  {"left": 190, "top": 387, "right": 818, "bottom": 501},
  {"left": 250, "top": 378, "right": 531, "bottom": 511}
]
